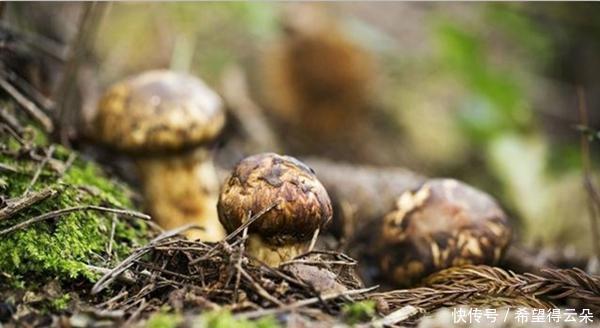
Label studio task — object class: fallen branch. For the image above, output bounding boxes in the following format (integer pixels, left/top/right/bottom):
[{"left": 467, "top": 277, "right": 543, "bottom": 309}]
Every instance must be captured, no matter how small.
[
  {"left": 86, "top": 264, "right": 138, "bottom": 285},
  {"left": 303, "top": 158, "right": 426, "bottom": 238},
  {"left": 364, "top": 305, "right": 422, "bottom": 328},
  {"left": 221, "top": 65, "right": 282, "bottom": 153},
  {"left": 0, "top": 106, "right": 24, "bottom": 136},
  {"left": 0, "top": 162, "right": 19, "bottom": 173},
  {"left": 0, "top": 186, "right": 59, "bottom": 221},
  {"left": 1, "top": 68, "right": 55, "bottom": 110},
  {"left": 24, "top": 145, "right": 55, "bottom": 195},
  {"left": 0, "top": 22, "right": 68, "bottom": 62},
  {"left": 236, "top": 286, "right": 378, "bottom": 319},
  {"left": 0, "top": 77, "right": 53, "bottom": 132},
  {"left": 54, "top": 2, "right": 108, "bottom": 143}
]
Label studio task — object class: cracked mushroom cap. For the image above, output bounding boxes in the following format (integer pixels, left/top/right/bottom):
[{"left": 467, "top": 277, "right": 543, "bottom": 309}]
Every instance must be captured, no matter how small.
[
  {"left": 93, "top": 70, "right": 225, "bottom": 153},
  {"left": 217, "top": 153, "right": 332, "bottom": 245},
  {"left": 378, "top": 179, "right": 511, "bottom": 287}
]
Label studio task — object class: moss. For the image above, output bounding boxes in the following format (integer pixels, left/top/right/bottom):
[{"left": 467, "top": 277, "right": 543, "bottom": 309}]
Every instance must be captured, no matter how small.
[
  {"left": 342, "top": 300, "right": 376, "bottom": 324},
  {"left": 0, "top": 131, "right": 149, "bottom": 284},
  {"left": 146, "top": 311, "right": 183, "bottom": 328},
  {"left": 49, "top": 293, "right": 71, "bottom": 312},
  {"left": 145, "top": 310, "right": 279, "bottom": 328},
  {"left": 198, "top": 311, "right": 279, "bottom": 328}
]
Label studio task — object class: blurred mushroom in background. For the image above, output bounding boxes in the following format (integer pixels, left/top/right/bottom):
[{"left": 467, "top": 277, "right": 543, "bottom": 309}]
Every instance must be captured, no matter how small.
[
  {"left": 90, "top": 69, "right": 226, "bottom": 241},
  {"left": 258, "top": 3, "right": 404, "bottom": 165},
  {"left": 263, "top": 3, "right": 375, "bottom": 125}
]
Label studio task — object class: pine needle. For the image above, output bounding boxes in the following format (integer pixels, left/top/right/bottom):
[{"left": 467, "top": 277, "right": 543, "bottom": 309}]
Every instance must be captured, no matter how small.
[{"left": 370, "top": 265, "right": 600, "bottom": 314}]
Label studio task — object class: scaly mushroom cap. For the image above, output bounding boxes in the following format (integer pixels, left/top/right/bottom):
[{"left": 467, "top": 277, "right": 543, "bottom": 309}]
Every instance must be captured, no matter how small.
[
  {"left": 217, "top": 153, "right": 332, "bottom": 246},
  {"left": 378, "top": 179, "right": 511, "bottom": 287},
  {"left": 93, "top": 70, "right": 225, "bottom": 153}
]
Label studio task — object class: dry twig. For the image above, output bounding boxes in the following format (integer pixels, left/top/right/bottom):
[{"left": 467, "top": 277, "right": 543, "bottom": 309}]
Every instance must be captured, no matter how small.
[
  {"left": 0, "top": 186, "right": 58, "bottom": 221},
  {"left": 0, "top": 77, "right": 53, "bottom": 132},
  {"left": 0, "top": 106, "right": 24, "bottom": 135},
  {"left": 24, "top": 144, "right": 55, "bottom": 195},
  {"left": 0, "top": 205, "right": 150, "bottom": 236},
  {"left": 91, "top": 221, "right": 370, "bottom": 323},
  {"left": 220, "top": 65, "right": 282, "bottom": 152}
]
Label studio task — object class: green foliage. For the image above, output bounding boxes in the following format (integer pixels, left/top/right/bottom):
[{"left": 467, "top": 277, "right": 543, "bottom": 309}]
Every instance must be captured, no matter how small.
[
  {"left": 342, "top": 300, "right": 377, "bottom": 324},
  {"left": 431, "top": 4, "right": 555, "bottom": 145},
  {"left": 96, "top": 3, "right": 277, "bottom": 84},
  {"left": 0, "top": 134, "right": 148, "bottom": 284},
  {"left": 145, "top": 311, "right": 280, "bottom": 328},
  {"left": 49, "top": 293, "right": 71, "bottom": 312},
  {"left": 485, "top": 4, "right": 554, "bottom": 65},
  {"left": 435, "top": 21, "right": 529, "bottom": 142},
  {"left": 146, "top": 311, "right": 183, "bottom": 328},
  {"left": 199, "top": 311, "right": 280, "bottom": 328}
]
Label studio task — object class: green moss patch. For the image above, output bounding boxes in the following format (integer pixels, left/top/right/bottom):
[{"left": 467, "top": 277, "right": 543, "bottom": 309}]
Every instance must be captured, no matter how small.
[
  {"left": 0, "top": 133, "right": 149, "bottom": 284},
  {"left": 145, "top": 311, "right": 280, "bottom": 328}
]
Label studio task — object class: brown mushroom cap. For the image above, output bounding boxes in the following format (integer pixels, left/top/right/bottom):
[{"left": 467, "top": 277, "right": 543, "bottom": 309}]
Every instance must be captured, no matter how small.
[
  {"left": 93, "top": 70, "right": 225, "bottom": 153},
  {"left": 378, "top": 178, "right": 511, "bottom": 287},
  {"left": 217, "top": 153, "right": 332, "bottom": 245}
]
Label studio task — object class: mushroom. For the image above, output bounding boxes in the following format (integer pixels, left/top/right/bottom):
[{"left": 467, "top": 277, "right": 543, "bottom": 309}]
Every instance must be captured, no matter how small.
[
  {"left": 92, "top": 70, "right": 226, "bottom": 241},
  {"left": 377, "top": 179, "right": 512, "bottom": 287},
  {"left": 259, "top": 4, "right": 379, "bottom": 164},
  {"left": 217, "top": 153, "right": 332, "bottom": 266}
]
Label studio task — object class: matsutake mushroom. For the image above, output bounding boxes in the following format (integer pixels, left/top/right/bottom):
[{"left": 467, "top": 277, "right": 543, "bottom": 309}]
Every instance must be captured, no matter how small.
[
  {"left": 377, "top": 179, "right": 512, "bottom": 287},
  {"left": 217, "top": 153, "right": 332, "bottom": 266},
  {"left": 92, "top": 70, "right": 226, "bottom": 241}
]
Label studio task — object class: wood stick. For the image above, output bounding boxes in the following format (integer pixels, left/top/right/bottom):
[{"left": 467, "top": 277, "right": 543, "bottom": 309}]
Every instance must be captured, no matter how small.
[
  {"left": 0, "top": 78, "right": 54, "bottom": 132},
  {"left": 0, "top": 106, "right": 24, "bottom": 136},
  {"left": 0, "top": 163, "right": 19, "bottom": 174},
  {"left": 362, "top": 305, "right": 421, "bottom": 328},
  {"left": 236, "top": 285, "right": 378, "bottom": 319},
  {"left": 1, "top": 68, "right": 55, "bottom": 110},
  {"left": 0, "top": 186, "right": 58, "bottom": 221},
  {"left": 221, "top": 66, "right": 282, "bottom": 153},
  {"left": 0, "top": 22, "right": 68, "bottom": 62},
  {"left": 303, "top": 158, "right": 426, "bottom": 237},
  {"left": 24, "top": 145, "right": 55, "bottom": 195},
  {"left": 54, "top": 2, "right": 108, "bottom": 143}
]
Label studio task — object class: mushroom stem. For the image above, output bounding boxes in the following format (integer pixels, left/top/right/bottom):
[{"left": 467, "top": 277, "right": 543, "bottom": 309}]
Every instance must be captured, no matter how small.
[
  {"left": 247, "top": 235, "right": 307, "bottom": 267},
  {"left": 136, "top": 149, "right": 225, "bottom": 241}
]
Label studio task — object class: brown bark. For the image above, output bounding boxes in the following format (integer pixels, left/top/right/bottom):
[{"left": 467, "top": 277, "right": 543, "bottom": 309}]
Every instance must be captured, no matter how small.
[{"left": 303, "top": 158, "right": 426, "bottom": 239}]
